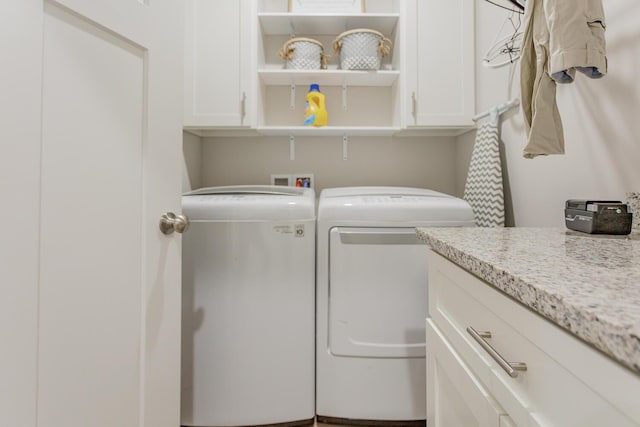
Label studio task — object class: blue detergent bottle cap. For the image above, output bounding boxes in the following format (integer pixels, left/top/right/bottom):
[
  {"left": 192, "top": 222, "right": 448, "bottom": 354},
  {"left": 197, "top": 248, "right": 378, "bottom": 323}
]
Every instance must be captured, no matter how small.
[{"left": 309, "top": 83, "right": 320, "bottom": 92}]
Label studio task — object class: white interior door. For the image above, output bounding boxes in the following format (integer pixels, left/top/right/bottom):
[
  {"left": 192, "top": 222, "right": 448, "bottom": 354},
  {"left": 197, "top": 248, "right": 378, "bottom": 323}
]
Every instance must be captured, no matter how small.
[{"left": 1, "top": 1, "right": 183, "bottom": 426}]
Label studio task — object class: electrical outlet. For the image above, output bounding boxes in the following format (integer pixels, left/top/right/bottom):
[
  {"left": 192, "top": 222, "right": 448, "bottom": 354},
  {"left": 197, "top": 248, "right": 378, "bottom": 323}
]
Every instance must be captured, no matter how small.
[{"left": 270, "top": 174, "right": 292, "bottom": 186}]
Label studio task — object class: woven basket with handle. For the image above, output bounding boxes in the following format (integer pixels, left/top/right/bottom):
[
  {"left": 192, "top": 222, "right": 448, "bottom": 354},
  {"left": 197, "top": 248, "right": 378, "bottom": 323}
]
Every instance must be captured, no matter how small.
[
  {"left": 333, "top": 29, "right": 392, "bottom": 70},
  {"left": 279, "top": 37, "right": 329, "bottom": 70}
]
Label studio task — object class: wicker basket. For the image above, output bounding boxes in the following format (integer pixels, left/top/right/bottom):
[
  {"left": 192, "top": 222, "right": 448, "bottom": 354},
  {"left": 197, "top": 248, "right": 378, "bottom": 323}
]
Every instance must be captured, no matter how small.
[
  {"left": 333, "top": 29, "right": 392, "bottom": 70},
  {"left": 279, "top": 37, "right": 328, "bottom": 70}
]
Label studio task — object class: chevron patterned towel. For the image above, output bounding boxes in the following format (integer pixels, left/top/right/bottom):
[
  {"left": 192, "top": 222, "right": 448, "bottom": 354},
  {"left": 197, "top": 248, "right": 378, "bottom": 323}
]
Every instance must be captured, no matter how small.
[{"left": 463, "top": 114, "right": 505, "bottom": 227}]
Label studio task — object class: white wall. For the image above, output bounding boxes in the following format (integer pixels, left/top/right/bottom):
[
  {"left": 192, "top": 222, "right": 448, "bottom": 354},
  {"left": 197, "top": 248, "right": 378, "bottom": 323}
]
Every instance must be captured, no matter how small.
[
  {"left": 184, "top": 0, "right": 640, "bottom": 217},
  {"left": 460, "top": 0, "right": 640, "bottom": 227},
  {"left": 198, "top": 135, "right": 458, "bottom": 195}
]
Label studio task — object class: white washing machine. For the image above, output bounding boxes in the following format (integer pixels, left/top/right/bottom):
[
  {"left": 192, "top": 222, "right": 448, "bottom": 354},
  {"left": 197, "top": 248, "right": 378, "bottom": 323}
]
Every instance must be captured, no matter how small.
[
  {"left": 181, "top": 186, "right": 316, "bottom": 427},
  {"left": 316, "top": 187, "right": 474, "bottom": 423}
]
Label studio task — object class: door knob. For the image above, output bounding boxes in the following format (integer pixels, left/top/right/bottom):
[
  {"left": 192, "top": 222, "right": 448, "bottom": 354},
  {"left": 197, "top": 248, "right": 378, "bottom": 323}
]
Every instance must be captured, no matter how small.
[{"left": 159, "top": 212, "right": 190, "bottom": 235}]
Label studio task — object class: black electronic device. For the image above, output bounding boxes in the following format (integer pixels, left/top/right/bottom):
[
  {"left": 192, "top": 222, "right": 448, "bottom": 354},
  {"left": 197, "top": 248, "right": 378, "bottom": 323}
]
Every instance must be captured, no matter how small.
[{"left": 565, "top": 200, "right": 632, "bottom": 235}]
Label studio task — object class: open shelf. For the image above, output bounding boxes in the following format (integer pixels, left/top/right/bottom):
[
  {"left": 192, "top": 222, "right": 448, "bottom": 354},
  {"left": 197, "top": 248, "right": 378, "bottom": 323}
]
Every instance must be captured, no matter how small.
[
  {"left": 258, "top": 69, "right": 399, "bottom": 87},
  {"left": 258, "top": 13, "right": 399, "bottom": 36},
  {"left": 185, "top": 126, "right": 474, "bottom": 138},
  {"left": 256, "top": 126, "right": 399, "bottom": 137}
]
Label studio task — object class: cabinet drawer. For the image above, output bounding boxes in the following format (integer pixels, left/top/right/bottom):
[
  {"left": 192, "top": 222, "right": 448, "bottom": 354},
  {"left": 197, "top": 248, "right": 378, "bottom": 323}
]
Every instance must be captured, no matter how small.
[
  {"left": 427, "top": 251, "right": 640, "bottom": 427},
  {"left": 426, "top": 320, "right": 506, "bottom": 427}
]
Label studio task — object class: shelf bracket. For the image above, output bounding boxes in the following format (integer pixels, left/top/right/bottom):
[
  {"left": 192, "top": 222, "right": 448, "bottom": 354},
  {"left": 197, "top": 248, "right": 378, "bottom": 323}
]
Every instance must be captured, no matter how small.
[
  {"left": 342, "top": 133, "right": 348, "bottom": 160},
  {"left": 288, "top": 19, "right": 296, "bottom": 39},
  {"left": 342, "top": 83, "right": 348, "bottom": 110},
  {"left": 290, "top": 84, "right": 296, "bottom": 110},
  {"left": 290, "top": 135, "right": 295, "bottom": 161}
]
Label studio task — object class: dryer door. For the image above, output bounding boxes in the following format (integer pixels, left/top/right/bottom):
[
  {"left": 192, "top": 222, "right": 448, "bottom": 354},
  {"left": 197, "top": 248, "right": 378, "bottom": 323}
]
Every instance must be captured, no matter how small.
[{"left": 328, "top": 227, "right": 429, "bottom": 358}]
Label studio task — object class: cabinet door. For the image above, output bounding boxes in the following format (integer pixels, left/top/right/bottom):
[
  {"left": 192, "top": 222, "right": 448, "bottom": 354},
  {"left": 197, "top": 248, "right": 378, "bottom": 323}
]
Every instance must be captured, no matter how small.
[
  {"left": 184, "top": 0, "right": 253, "bottom": 127},
  {"left": 405, "top": 0, "right": 475, "bottom": 127},
  {"left": 426, "top": 320, "right": 506, "bottom": 427}
]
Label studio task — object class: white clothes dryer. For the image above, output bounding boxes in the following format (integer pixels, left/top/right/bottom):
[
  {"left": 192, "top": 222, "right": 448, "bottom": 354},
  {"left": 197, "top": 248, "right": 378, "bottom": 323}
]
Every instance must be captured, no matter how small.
[
  {"left": 181, "top": 186, "right": 316, "bottom": 427},
  {"left": 316, "top": 187, "right": 474, "bottom": 424}
]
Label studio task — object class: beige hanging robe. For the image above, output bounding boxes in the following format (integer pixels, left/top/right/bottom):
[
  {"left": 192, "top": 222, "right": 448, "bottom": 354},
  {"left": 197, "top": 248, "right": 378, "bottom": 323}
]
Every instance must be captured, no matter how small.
[{"left": 520, "top": 0, "right": 607, "bottom": 159}]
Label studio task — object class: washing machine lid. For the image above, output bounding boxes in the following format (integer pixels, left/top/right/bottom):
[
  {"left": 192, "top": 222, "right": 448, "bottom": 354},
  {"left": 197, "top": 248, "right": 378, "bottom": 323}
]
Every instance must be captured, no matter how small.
[
  {"left": 318, "top": 186, "right": 474, "bottom": 224},
  {"left": 182, "top": 185, "right": 316, "bottom": 221},
  {"left": 320, "top": 186, "right": 446, "bottom": 199}
]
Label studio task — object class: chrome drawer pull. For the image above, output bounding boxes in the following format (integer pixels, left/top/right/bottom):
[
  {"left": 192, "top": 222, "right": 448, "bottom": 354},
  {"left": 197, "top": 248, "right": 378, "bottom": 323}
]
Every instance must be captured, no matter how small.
[{"left": 467, "top": 326, "right": 528, "bottom": 378}]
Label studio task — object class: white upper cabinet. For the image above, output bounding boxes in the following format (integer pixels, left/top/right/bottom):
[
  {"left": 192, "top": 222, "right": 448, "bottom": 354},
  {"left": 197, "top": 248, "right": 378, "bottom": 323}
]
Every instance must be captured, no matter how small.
[
  {"left": 184, "top": 0, "right": 255, "bottom": 129},
  {"left": 403, "top": 0, "right": 475, "bottom": 131},
  {"left": 183, "top": 0, "right": 476, "bottom": 136}
]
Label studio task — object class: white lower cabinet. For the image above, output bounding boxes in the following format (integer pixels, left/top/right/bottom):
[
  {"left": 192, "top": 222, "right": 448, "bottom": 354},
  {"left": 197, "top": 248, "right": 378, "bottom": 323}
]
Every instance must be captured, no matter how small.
[
  {"left": 427, "top": 319, "right": 513, "bottom": 426},
  {"left": 426, "top": 250, "right": 640, "bottom": 427}
]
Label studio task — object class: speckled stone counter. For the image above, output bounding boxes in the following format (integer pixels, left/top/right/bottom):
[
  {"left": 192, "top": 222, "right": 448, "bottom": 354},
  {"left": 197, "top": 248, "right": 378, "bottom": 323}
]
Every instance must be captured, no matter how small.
[{"left": 416, "top": 227, "right": 640, "bottom": 375}]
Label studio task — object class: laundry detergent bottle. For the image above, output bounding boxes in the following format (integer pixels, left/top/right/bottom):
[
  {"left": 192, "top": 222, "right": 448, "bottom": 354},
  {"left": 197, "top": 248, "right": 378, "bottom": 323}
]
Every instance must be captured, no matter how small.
[{"left": 304, "top": 84, "right": 328, "bottom": 126}]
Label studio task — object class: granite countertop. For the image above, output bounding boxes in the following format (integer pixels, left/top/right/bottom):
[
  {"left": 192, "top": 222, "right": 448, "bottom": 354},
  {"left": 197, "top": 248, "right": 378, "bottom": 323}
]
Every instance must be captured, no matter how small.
[{"left": 416, "top": 227, "right": 640, "bottom": 375}]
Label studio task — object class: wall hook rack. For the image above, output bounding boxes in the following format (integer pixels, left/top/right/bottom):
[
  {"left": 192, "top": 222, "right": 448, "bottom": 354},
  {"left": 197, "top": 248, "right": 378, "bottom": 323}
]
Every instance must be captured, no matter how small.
[{"left": 485, "top": 0, "right": 525, "bottom": 14}]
